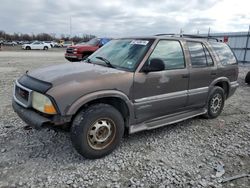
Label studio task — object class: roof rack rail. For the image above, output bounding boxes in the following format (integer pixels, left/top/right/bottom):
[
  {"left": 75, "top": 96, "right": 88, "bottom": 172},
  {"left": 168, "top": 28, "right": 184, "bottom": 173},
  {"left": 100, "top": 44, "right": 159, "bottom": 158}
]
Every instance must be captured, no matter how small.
[
  {"left": 155, "top": 33, "right": 219, "bottom": 42},
  {"left": 155, "top": 33, "right": 175, "bottom": 36},
  {"left": 181, "top": 34, "right": 219, "bottom": 42}
]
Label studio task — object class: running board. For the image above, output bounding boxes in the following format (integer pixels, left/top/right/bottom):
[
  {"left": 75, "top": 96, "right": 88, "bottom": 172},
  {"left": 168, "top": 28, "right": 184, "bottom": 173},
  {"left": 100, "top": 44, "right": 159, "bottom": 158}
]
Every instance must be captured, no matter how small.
[{"left": 129, "top": 109, "right": 207, "bottom": 134}]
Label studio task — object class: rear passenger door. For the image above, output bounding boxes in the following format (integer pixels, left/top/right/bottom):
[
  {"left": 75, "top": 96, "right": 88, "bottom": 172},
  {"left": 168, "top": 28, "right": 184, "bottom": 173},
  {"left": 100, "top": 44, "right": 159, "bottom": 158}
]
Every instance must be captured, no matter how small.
[{"left": 186, "top": 41, "right": 217, "bottom": 108}]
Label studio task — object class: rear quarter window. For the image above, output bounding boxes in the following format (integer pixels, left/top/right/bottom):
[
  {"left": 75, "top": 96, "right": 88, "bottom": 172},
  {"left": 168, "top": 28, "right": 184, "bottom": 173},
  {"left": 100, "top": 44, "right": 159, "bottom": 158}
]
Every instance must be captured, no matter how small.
[{"left": 209, "top": 42, "right": 237, "bottom": 65}]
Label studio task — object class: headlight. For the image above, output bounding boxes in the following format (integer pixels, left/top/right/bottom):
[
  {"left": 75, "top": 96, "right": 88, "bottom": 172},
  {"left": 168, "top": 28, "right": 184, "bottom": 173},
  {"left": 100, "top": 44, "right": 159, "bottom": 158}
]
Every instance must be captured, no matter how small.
[{"left": 32, "top": 91, "right": 57, "bottom": 114}]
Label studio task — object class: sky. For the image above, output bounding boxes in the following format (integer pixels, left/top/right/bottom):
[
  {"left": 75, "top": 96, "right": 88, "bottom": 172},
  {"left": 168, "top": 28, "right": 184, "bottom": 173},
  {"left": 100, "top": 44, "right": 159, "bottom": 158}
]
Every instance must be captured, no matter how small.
[{"left": 0, "top": 0, "right": 249, "bottom": 37}]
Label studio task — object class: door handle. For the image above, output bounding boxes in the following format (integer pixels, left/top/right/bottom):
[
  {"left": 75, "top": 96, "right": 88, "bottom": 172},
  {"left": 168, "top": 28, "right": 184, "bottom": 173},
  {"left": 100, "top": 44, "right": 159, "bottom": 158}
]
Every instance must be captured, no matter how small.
[{"left": 182, "top": 74, "right": 189, "bottom": 78}]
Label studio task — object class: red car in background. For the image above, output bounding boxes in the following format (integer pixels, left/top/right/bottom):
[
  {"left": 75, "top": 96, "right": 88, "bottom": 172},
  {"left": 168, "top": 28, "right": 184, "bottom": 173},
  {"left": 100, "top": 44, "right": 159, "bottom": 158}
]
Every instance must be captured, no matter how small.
[{"left": 65, "top": 38, "right": 111, "bottom": 62}]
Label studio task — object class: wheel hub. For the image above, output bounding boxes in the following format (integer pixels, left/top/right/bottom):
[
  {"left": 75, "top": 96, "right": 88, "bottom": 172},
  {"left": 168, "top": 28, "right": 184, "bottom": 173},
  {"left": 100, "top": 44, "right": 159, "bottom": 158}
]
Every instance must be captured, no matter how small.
[
  {"left": 87, "top": 118, "right": 115, "bottom": 150},
  {"left": 210, "top": 94, "right": 222, "bottom": 114}
]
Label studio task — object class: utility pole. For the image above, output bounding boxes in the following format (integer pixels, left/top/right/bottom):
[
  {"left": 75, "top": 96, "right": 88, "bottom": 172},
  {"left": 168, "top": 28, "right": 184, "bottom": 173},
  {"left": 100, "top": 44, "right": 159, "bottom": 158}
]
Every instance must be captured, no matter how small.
[
  {"left": 180, "top": 28, "right": 183, "bottom": 37},
  {"left": 208, "top": 27, "right": 211, "bottom": 37},
  {"left": 70, "top": 16, "right": 72, "bottom": 38},
  {"left": 243, "top": 24, "right": 250, "bottom": 63}
]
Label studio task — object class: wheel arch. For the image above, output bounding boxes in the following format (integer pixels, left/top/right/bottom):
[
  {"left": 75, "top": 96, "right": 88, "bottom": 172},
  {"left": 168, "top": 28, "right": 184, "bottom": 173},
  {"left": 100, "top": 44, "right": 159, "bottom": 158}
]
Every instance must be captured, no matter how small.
[
  {"left": 66, "top": 90, "right": 135, "bottom": 128},
  {"left": 209, "top": 77, "right": 230, "bottom": 99}
]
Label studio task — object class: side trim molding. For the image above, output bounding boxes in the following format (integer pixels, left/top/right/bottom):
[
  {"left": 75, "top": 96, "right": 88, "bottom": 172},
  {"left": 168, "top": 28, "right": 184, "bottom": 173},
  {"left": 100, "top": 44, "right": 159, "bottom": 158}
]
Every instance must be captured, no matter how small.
[
  {"left": 134, "top": 87, "right": 209, "bottom": 103},
  {"left": 134, "top": 90, "right": 187, "bottom": 103}
]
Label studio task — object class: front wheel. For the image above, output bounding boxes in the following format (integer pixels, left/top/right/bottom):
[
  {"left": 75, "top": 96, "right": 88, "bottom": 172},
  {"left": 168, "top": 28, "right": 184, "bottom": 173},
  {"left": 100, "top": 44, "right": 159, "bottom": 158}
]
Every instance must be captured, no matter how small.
[
  {"left": 43, "top": 46, "right": 48, "bottom": 50},
  {"left": 204, "top": 86, "right": 225, "bottom": 119},
  {"left": 71, "top": 104, "right": 124, "bottom": 159}
]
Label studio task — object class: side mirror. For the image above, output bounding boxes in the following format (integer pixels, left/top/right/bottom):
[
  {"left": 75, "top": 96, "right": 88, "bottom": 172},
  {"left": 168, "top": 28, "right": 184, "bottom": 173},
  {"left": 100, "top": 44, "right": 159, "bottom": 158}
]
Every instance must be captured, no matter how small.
[{"left": 143, "top": 58, "right": 165, "bottom": 73}]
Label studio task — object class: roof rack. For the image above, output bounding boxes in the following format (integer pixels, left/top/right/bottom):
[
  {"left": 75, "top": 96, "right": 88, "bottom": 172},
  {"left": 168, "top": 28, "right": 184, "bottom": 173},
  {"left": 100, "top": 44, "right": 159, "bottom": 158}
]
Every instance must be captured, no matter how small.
[
  {"left": 155, "top": 33, "right": 175, "bottom": 36},
  {"left": 182, "top": 34, "right": 219, "bottom": 42},
  {"left": 155, "top": 33, "right": 219, "bottom": 42}
]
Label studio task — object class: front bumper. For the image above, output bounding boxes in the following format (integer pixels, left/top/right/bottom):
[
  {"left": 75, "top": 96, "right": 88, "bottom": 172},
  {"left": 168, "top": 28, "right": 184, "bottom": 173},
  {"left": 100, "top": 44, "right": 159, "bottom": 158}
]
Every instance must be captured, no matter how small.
[
  {"left": 12, "top": 100, "right": 51, "bottom": 129},
  {"left": 12, "top": 100, "right": 72, "bottom": 129},
  {"left": 65, "top": 53, "right": 82, "bottom": 60}
]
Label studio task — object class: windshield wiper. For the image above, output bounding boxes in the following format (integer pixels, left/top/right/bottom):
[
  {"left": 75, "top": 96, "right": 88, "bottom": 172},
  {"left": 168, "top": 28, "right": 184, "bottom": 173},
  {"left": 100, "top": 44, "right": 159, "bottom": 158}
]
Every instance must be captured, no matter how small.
[
  {"left": 95, "top": 56, "right": 115, "bottom": 68},
  {"left": 85, "top": 58, "right": 92, "bottom": 63}
]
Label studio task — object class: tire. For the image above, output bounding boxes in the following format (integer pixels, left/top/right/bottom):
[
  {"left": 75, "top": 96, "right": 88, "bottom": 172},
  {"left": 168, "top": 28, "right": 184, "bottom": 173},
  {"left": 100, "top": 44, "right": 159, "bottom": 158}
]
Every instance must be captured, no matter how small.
[
  {"left": 43, "top": 46, "right": 48, "bottom": 50},
  {"left": 203, "top": 86, "right": 225, "bottom": 119},
  {"left": 25, "top": 46, "right": 31, "bottom": 50},
  {"left": 71, "top": 103, "right": 124, "bottom": 159},
  {"left": 245, "top": 71, "right": 250, "bottom": 84}
]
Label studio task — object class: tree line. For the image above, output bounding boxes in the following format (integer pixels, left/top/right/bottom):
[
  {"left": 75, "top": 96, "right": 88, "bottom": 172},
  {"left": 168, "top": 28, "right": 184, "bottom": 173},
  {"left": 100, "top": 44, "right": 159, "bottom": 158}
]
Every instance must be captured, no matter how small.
[{"left": 0, "top": 31, "right": 96, "bottom": 43}]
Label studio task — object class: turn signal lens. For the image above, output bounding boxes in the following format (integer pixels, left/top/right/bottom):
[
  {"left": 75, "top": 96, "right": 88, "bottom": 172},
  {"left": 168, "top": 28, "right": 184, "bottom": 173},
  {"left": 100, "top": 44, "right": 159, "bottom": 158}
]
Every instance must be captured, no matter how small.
[{"left": 44, "top": 104, "right": 57, "bottom": 114}]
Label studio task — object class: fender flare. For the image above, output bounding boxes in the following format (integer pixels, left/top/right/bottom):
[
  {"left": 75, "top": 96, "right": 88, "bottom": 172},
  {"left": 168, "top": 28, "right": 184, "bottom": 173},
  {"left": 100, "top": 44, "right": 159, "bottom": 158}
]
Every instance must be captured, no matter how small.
[
  {"left": 207, "top": 77, "right": 231, "bottom": 101},
  {"left": 65, "top": 90, "right": 135, "bottom": 121},
  {"left": 209, "top": 77, "right": 230, "bottom": 88}
]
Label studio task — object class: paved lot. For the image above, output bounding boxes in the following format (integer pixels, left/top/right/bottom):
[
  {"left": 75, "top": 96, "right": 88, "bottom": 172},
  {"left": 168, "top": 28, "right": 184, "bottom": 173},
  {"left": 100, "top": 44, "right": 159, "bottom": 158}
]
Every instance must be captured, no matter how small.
[{"left": 0, "top": 51, "right": 250, "bottom": 188}]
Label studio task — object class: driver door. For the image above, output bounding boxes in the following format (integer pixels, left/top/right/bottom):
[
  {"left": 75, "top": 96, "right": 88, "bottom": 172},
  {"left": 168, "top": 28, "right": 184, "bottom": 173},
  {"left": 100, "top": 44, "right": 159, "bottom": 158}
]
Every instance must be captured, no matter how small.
[
  {"left": 133, "top": 40, "right": 189, "bottom": 123},
  {"left": 32, "top": 42, "right": 40, "bottom": 49}
]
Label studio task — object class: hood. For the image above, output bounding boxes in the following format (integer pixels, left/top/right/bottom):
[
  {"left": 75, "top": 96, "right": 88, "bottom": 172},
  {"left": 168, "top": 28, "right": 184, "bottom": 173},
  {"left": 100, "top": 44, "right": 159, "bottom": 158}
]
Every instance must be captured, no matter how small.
[
  {"left": 28, "top": 62, "right": 128, "bottom": 86},
  {"left": 26, "top": 62, "right": 134, "bottom": 115}
]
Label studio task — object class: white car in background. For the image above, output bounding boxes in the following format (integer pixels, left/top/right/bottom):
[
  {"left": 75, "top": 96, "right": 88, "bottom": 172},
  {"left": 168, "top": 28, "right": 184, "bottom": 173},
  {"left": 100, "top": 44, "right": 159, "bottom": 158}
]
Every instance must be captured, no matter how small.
[{"left": 22, "top": 41, "right": 51, "bottom": 50}]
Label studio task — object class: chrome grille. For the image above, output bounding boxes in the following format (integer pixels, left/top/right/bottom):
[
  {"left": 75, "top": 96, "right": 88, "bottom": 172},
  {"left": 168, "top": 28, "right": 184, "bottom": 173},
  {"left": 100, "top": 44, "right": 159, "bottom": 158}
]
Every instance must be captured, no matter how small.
[
  {"left": 13, "top": 81, "right": 33, "bottom": 108},
  {"left": 66, "top": 48, "right": 74, "bottom": 54}
]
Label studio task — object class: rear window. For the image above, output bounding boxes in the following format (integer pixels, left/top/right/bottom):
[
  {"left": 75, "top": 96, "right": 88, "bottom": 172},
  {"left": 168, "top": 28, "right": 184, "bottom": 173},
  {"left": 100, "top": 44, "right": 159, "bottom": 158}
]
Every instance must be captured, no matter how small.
[{"left": 209, "top": 42, "right": 237, "bottom": 65}]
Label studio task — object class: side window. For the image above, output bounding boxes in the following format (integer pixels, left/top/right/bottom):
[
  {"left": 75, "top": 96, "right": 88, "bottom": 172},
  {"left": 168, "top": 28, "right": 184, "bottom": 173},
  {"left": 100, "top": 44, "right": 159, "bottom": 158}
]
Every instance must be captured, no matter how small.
[
  {"left": 187, "top": 42, "right": 207, "bottom": 67},
  {"left": 149, "top": 40, "right": 185, "bottom": 70},
  {"left": 203, "top": 45, "right": 214, "bottom": 66},
  {"left": 34, "top": 42, "right": 39, "bottom": 45},
  {"left": 209, "top": 42, "right": 237, "bottom": 65}
]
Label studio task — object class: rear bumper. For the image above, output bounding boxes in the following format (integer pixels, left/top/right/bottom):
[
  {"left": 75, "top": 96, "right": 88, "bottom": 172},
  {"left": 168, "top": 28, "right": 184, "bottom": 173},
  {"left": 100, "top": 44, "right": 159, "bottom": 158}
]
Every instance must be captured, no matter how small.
[
  {"left": 228, "top": 81, "right": 239, "bottom": 98},
  {"left": 12, "top": 100, "right": 71, "bottom": 129}
]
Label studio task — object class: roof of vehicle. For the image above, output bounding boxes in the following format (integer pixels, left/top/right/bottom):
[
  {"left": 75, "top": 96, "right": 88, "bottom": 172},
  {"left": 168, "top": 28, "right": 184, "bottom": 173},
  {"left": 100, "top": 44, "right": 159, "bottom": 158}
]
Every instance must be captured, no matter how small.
[{"left": 118, "top": 34, "right": 219, "bottom": 42}]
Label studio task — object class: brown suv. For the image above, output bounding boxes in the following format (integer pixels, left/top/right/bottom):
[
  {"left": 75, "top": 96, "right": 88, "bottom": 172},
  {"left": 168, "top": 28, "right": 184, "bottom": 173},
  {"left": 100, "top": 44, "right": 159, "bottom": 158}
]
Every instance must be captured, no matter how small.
[{"left": 12, "top": 35, "right": 239, "bottom": 159}]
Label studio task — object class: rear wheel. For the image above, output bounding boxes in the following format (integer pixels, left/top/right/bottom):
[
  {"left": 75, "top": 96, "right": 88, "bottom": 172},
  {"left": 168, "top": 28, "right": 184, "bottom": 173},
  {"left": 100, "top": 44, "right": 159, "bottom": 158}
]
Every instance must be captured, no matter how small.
[
  {"left": 204, "top": 86, "right": 225, "bottom": 119},
  {"left": 25, "top": 46, "right": 31, "bottom": 50},
  {"left": 43, "top": 46, "right": 48, "bottom": 50},
  {"left": 71, "top": 104, "right": 124, "bottom": 159}
]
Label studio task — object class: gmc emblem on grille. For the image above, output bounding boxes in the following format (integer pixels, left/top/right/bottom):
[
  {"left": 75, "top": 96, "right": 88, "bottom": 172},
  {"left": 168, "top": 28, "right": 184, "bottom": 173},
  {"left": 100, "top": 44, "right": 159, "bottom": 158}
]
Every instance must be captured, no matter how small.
[
  {"left": 18, "top": 88, "right": 26, "bottom": 98},
  {"left": 17, "top": 87, "right": 28, "bottom": 100}
]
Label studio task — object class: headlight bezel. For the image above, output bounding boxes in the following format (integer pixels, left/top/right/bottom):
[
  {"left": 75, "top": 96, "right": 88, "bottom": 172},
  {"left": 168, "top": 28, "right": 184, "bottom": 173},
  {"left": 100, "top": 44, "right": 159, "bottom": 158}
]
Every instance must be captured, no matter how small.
[{"left": 31, "top": 91, "right": 57, "bottom": 115}]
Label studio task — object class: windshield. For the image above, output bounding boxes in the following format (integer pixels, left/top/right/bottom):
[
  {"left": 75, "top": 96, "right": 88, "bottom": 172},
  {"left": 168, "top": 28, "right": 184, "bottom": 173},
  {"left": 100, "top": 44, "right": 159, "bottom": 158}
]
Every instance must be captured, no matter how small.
[
  {"left": 86, "top": 38, "right": 100, "bottom": 46},
  {"left": 87, "top": 39, "right": 153, "bottom": 71}
]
